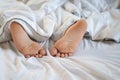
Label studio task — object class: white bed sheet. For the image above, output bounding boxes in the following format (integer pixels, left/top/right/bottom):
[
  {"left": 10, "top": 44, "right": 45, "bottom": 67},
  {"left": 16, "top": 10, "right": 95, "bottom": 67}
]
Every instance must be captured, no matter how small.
[{"left": 0, "top": 39, "right": 120, "bottom": 80}]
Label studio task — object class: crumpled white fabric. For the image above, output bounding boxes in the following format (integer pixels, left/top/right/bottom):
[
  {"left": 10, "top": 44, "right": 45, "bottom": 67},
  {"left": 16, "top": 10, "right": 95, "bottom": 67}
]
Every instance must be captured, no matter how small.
[
  {"left": 0, "top": 0, "right": 79, "bottom": 43},
  {"left": 82, "top": 0, "right": 120, "bottom": 42},
  {"left": 0, "top": 39, "right": 120, "bottom": 80},
  {"left": 0, "top": 0, "right": 120, "bottom": 43},
  {"left": 86, "top": 9, "right": 120, "bottom": 42}
]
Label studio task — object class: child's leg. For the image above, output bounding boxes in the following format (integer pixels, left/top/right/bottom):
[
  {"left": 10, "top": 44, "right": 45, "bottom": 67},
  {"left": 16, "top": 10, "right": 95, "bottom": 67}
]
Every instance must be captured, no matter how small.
[
  {"left": 50, "top": 19, "right": 87, "bottom": 58},
  {"left": 10, "top": 22, "right": 46, "bottom": 58}
]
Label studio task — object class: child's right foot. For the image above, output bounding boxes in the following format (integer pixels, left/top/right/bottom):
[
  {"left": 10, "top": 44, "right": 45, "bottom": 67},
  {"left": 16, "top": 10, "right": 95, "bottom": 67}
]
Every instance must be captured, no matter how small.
[
  {"left": 10, "top": 22, "right": 46, "bottom": 58},
  {"left": 50, "top": 20, "right": 87, "bottom": 58}
]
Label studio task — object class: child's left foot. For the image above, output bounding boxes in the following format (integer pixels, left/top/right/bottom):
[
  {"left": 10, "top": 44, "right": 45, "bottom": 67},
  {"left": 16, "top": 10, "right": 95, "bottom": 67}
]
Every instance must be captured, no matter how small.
[
  {"left": 50, "top": 20, "right": 87, "bottom": 58},
  {"left": 10, "top": 22, "right": 46, "bottom": 58}
]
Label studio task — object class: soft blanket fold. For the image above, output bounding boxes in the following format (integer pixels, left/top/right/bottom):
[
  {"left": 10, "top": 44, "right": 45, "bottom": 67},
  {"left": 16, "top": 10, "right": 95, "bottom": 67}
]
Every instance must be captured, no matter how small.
[
  {"left": 0, "top": 0, "right": 79, "bottom": 43},
  {"left": 0, "top": 0, "right": 120, "bottom": 43}
]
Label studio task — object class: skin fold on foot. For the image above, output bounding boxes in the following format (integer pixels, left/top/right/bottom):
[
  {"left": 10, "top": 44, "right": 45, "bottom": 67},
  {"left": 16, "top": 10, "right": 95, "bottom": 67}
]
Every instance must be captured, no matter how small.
[
  {"left": 51, "top": 19, "right": 87, "bottom": 58},
  {"left": 10, "top": 22, "right": 46, "bottom": 58}
]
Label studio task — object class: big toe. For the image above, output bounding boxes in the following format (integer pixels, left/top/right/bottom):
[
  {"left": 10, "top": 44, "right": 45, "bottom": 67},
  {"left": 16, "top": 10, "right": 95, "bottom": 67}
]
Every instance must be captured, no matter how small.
[{"left": 51, "top": 47, "right": 58, "bottom": 56}]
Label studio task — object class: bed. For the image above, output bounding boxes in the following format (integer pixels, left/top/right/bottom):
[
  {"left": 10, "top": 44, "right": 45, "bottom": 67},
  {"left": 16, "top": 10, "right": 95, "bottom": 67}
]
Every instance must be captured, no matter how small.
[{"left": 0, "top": 0, "right": 120, "bottom": 80}]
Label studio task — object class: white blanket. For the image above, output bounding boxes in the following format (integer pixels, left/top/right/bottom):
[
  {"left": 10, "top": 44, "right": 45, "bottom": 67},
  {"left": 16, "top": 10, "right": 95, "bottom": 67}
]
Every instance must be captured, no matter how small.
[
  {"left": 0, "top": 0, "right": 80, "bottom": 43},
  {"left": 1, "top": 0, "right": 120, "bottom": 43},
  {"left": 0, "top": 0, "right": 120, "bottom": 80}
]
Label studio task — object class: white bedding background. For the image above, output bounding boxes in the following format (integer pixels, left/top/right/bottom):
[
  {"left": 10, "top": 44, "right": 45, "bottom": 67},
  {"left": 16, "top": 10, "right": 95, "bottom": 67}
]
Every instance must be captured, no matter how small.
[{"left": 0, "top": 0, "right": 120, "bottom": 80}]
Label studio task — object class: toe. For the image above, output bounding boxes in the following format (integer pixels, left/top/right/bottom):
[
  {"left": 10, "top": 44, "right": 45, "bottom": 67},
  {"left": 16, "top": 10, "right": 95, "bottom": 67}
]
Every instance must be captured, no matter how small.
[
  {"left": 51, "top": 47, "right": 58, "bottom": 56},
  {"left": 65, "top": 53, "right": 69, "bottom": 57},
  {"left": 39, "top": 48, "right": 46, "bottom": 56},
  {"left": 38, "top": 54, "right": 42, "bottom": 58},
  {"left": 68, "top": 53, "right": 73, "bottom": 56},
  {"left": 56, "top": 53, "right": 60, "bottom": 57},
  {"left": 60, "top": 53, "right": 65, "bottom": 58}
]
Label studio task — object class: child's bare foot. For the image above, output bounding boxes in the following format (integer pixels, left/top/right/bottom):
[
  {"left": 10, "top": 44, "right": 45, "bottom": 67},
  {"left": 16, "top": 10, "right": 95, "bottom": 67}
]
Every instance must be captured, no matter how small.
[
  {"left": 51, "top": 20, "right": 87, "bottom": 58},
  {"left": 10, "top": 22, "right": 46, "bottom": 58}
]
